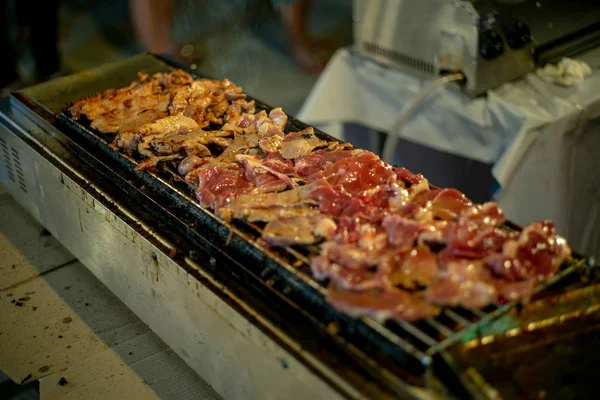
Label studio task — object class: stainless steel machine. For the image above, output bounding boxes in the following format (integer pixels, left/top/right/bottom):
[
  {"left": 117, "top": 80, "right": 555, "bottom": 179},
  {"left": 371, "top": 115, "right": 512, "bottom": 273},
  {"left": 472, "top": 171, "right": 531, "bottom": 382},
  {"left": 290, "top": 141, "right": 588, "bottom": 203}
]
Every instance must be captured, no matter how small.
[{"left": 353, "top": 0, "right": 600, "bottom": 95}]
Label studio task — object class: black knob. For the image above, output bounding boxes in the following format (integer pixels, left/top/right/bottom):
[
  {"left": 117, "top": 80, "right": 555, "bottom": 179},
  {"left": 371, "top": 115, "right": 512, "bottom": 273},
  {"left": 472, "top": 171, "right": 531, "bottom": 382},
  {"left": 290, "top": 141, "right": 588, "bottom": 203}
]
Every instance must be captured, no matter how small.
[
  {"left": 480, "top": 30, "right": 504, "bottom": 60},
  {"left": 505, "top": 21, "right": 531, "bottom": 50}
]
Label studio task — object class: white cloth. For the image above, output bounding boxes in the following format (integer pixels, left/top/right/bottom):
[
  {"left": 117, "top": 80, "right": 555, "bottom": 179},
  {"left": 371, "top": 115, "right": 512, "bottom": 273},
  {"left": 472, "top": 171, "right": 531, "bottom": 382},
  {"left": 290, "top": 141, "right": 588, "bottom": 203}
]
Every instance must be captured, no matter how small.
[
  {"left": 537, "top": 58, "right": 592, "bottom": 87},
  {"left": 298, "top": 48, "right": 600, "bottom": 261}
]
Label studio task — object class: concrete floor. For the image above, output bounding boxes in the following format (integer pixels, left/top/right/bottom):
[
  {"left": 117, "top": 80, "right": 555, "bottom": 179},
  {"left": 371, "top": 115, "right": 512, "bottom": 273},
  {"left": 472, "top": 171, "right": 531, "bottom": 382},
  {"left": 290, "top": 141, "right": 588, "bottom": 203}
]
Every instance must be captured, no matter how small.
[{"left": 0, "top": 182, "right": 224, "bottom": 400}]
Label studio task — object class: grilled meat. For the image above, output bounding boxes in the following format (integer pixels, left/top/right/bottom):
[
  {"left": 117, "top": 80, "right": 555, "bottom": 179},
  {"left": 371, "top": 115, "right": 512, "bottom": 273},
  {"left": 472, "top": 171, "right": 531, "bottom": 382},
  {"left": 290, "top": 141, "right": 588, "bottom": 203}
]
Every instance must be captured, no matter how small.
[{"left": 69, "top": 69, "right": 573, "bottom": 323}]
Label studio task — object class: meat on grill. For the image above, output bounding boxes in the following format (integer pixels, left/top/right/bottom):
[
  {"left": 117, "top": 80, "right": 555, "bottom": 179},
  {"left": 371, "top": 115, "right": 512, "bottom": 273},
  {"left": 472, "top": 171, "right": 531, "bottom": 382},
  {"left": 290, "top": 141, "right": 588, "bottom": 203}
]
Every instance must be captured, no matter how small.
[
  {"left": 488, "top": 221, "right": 571, "bottom": 282},
  {"left": 69, "top": 69, "right": 574, "bottom": 323},
  {"left": 263, "top": 214, "right": 336, "bottom": 247},
  {"left": 279, "top": 127, "right": 327, "bottom": 160},
  {"left": 328, "top": 286, "right": 439, "bottom": 322}
]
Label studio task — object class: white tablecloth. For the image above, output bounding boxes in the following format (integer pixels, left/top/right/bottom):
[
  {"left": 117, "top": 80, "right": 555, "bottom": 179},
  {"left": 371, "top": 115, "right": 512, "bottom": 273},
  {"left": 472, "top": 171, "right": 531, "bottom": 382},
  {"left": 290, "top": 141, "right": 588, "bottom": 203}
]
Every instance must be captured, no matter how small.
[{"left": 298, "top": 47, "right": 600, "bottom": 261}]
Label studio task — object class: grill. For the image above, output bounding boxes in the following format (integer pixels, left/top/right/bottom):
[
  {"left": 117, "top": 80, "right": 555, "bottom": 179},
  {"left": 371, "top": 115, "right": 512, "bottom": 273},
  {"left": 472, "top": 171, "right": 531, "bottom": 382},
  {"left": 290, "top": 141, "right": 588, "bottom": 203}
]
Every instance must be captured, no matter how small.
[{"left": 4, "top": 53, "right": 595, "bottom": 398}]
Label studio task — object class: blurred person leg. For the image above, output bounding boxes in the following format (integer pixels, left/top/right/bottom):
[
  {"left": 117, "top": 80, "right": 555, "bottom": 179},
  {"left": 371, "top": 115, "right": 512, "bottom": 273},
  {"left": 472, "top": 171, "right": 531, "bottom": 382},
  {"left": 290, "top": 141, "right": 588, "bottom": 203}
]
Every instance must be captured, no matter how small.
[
  {"left": 130, "top": 0, "right": 175, "bottom": 55},
  {"left": 129, "top": 0, "right": 198, "bottom": 64},
  {"left": 14, "top": 0, "right": 29, "bottom": 56},
  {"left": 28, "top": 0, "right": 61, "bottom": 81},
  {"left": 275, "top": 0, "right": 324, "bottom": 74},
  {"left": 0, "top": 0, "right": 21, "bottom": 95}
]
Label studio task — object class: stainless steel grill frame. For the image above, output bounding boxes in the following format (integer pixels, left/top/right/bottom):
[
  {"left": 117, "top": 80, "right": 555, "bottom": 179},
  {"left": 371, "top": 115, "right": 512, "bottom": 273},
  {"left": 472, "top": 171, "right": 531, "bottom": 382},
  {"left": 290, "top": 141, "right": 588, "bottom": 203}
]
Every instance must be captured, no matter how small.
[{"left": 1, "top": 52, "right": 593, "bottom": 399}]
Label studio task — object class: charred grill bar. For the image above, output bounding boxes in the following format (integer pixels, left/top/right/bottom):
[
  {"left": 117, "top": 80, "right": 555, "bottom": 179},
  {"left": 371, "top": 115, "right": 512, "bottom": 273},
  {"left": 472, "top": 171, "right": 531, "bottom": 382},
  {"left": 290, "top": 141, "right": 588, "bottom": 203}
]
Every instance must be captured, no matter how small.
[{"left": 0, "top": 53, "right": 596, "bottom": 399}]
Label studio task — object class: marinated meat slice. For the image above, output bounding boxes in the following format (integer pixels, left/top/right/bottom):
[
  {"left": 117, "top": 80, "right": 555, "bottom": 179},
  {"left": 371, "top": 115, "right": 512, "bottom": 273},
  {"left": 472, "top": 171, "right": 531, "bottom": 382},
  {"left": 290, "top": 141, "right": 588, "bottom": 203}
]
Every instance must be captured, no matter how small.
[
  {"left": 418, "top": 220, "right": 453, "bottom": 248},
  {"left": 311, "top": 255, "right": 331, "bottom": 280},
  {"left": 256, "top": 111, "right": 285, "bottom": 138},
  {"left": 388, "top": 169, "right": 430, "bottom": 209},
  {"left": 339, "top": 186, "right": 396, "bottom": 219},
  {"left": 294, "top": 149, "right": 358, "bottom": 177},
  {"left": 443, "top": 203, "right": 512, "bottom": 259},
  {"left": 262, "top": 214, "right": 336, "bottom": 247},
  {"left": 236, "top": 154, "right": 297, "bottom": 193},
  {"left": 239, "top": 207, "right": 320, "bottom": 223},
  {"left": 387, "top": 246, "right": 439, "bottom": 290},
  {"left": 217, "top": 182, "right": 321, "bottom": 221},
  {"left": 153, "top": 139, "right": 211, "bottom": 157},
  {"left": 315, "top": 151, "right": 394, "bottom": 195},
  {"left": 429, "top": 188, "right": 473, "bottom": 221},
  {"left": 195, "top": 165, "right": 254, "bottom": 210},
  {"left": 224, "top": 99, "right": 255, "bottom": 124},
  {"left": 382, "top": 214, "right": 425, "bottom": 249},
  {"left": 217, "top": 134, "right": 260, "bottom": 162},
  {"left": 136, "top": 154, "right": 181, "bottom": 171},
  {"left": 140, "top": 114, "right": 200, "bottom": 136},
  {"left": 222, "top": 112, "right": 257, "bottom": 134},
  {"left": 114, "top": 131, "right": 141, "bottom": 153},
  {"left": 414, "top": 188, "right": 473, "bottom": 221},
  {"left": 327, "top": 263, "right": 389, "bottom": 291},
  {"left": 308, "top": 181, "right": 353, "bottom": 216},
  {"left": 71, "top": 73, "right": 167, "bottom": 122},
  {"left": 178, "top": 155, "right": 212, "bottom": 176},
  {"left": 92, "top": 108, "right": 168, "bottom": 134},
  {"left": 424, "top": 259, "right": 498, "bottom": 309},
  {"left": 268, "top": 107, "right": 288, "bottom": 131},
  {"left": 395, "top": 167, "right": 426, "bottom": 187},
  {"left": 259, "top": 136, "right": 283, "bottom": 154},
  {"left": 147, "top": 129, "right": 230, "bottom": 159},
  {"left": 184, "top": 161, "right": 235, "bottom": 186},
  {"left": 327, "top": 286, "right": 439, "bottom": 322},
  {"left": 279, "top": 127, "right": 327, "bottom": 160},
  {"left": 320, "top": 240, "right": 383, "bottom": 270},
  {"left": 488, "top": 221, "right": 571, "bottom": 282},
  {"left": 72, "top": 71, "right": 197, "bottom": 133},
  {"left": 168, "top": 78, "right": 248, "bottom": 127}
]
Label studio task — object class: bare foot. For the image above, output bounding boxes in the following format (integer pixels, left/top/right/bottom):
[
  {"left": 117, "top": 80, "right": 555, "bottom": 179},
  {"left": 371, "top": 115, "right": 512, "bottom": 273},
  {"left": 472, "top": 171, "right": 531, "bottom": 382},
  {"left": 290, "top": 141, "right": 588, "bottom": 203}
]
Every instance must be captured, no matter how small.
[{"left": 291, "top": 43, "right": 324, "bottom": 75}]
